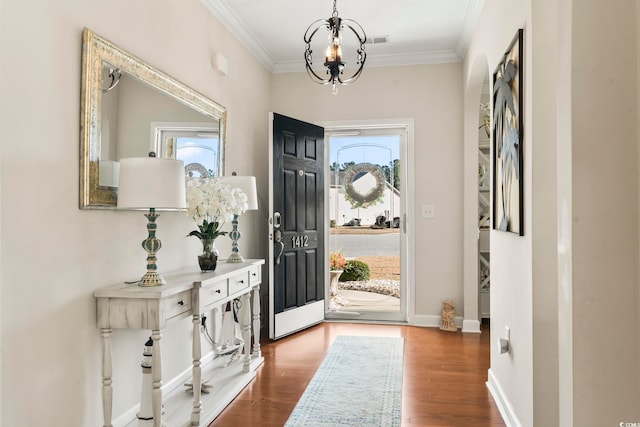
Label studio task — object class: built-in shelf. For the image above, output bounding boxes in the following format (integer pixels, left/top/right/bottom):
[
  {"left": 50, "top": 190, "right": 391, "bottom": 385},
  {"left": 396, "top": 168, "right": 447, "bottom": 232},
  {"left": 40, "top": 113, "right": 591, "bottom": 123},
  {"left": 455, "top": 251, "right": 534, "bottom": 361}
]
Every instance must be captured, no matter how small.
[{"left": 478, "top": 137, "right": 490, "bottom": 319}]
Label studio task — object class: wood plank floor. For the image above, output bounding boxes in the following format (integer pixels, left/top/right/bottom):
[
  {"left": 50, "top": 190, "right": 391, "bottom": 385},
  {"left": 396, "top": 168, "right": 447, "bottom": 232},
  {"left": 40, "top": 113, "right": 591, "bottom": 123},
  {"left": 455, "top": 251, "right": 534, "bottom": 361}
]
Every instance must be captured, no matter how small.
[{"left": 210, "top": 322, "right": 505, "bottom": 427}]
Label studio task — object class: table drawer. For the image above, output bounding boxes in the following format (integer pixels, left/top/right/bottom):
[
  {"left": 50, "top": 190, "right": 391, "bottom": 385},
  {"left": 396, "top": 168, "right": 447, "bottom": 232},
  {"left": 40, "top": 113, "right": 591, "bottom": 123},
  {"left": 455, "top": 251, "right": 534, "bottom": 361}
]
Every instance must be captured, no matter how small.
[
  {"left": 249, "top": 265, "right": 261, "bottom": 285},
  {"left": 228, "top": 272, "right": 250, "bottom": 295},
  {"left": 201, "top": 280, "right": 228, "bottom": 307},
  {"left": 165, "top": 290, "right": 192, "bottom": 320}
]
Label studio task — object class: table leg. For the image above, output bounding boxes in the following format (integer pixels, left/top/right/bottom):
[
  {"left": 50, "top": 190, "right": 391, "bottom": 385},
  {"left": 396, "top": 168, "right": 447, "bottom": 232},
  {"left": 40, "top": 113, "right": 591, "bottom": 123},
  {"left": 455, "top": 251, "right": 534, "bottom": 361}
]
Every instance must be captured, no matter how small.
[
  {"left": 239, "top": 293, "right": 252, "bottom": 372},
  {"left": 101, "top": 328, "right": 113, "bottom": 427},
  {"left": 151, "top": 329, "right": 163, "bottom": 427},
  {"left": 251, "top": 285, "right": 261, "bottom": 358},
  {"left": 191, "top": 314, "right": 202, "bottom": 426}
]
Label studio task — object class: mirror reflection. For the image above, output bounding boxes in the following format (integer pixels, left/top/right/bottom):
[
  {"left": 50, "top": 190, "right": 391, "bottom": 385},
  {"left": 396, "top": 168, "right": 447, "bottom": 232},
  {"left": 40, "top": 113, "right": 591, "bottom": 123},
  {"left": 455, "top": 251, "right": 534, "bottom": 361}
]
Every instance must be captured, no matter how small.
[{"left": 80, "top": 28, "right": 226, "bottom": 208}]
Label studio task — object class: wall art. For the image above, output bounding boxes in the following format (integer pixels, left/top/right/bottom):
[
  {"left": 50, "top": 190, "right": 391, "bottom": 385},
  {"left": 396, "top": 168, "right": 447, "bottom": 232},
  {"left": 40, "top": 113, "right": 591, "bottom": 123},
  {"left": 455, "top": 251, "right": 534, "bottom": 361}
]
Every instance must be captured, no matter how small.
[{"left": 493, "top": 29, "right": 524, "bottom": 235}]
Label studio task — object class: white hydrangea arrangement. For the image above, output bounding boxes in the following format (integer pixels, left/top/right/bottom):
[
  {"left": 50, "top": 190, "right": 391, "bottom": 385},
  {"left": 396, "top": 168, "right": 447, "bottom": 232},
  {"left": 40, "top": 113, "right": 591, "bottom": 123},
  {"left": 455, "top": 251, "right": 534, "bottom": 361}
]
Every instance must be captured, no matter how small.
[{"left": 185, "top": 177, "right": 248, "bottom": 242}]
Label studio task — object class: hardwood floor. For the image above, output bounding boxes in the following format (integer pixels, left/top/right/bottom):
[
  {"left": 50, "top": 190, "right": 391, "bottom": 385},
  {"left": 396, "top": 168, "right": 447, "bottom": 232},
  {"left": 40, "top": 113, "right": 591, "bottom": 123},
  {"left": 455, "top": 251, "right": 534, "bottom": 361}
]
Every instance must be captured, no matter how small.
[{"left": 210, "top": 322, "right": 505, "bottom": 427}]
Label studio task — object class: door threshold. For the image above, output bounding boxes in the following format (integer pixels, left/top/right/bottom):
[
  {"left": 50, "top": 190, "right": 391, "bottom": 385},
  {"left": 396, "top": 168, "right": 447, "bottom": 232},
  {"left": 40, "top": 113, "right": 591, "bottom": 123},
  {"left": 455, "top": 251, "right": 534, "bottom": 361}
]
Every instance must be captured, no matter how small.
[{"left": 327, "top": 310, "right": 361, "bottom": 317}]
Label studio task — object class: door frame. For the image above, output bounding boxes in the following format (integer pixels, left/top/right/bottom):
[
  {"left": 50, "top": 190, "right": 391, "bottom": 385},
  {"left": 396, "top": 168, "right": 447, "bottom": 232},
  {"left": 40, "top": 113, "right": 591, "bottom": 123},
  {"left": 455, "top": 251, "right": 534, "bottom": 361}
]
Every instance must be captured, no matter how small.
[{"left": 320, "top": 118, "right": 415, "bottom": 323}]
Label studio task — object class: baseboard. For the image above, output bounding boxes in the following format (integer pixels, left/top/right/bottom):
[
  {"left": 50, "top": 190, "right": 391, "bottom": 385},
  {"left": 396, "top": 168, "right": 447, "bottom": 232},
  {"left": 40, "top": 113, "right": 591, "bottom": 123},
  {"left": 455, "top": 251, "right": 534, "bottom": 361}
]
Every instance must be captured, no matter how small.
[
  {"left": 462, "top": 319, "right": 481, "bottom": 333},
  {"left": 412, "top": 314, "right": 463, "bottom": 329},
  {"left": 486, "top": 368, "right": 523, "bottom": 427},
  {"left": 113, "top": 349, "right": 217, "bottom": 427}
]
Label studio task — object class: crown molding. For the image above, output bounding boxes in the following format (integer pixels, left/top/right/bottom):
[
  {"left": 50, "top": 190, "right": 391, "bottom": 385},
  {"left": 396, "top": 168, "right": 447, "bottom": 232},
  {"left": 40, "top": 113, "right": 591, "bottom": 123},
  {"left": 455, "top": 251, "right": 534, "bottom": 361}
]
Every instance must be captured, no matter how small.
[
  {"left": 456, "top": 0, "right": 484, "bottom": 60},
  {"left": 272, "top": 50, "right": 461, "bottom": 74},
  {"left": 201, "top": 0, "right": 275, "bottom": 71},
  {"left": 204, "top": 0, "right": 471, "bottom": 74}
]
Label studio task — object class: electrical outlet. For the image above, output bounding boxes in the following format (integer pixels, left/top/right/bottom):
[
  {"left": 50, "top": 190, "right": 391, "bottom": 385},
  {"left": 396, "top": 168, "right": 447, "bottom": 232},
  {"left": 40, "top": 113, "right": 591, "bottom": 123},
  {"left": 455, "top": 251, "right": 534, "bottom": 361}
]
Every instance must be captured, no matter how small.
[{"left": 422, "top": 204, "right": 435, "bottom": 218}]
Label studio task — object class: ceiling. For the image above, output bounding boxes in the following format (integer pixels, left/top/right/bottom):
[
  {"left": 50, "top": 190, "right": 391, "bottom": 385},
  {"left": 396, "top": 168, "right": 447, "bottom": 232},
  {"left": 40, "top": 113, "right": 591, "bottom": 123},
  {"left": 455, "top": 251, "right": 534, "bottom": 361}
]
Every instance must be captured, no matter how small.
[{"left": 202, "top": 0, "right": 483, "bottom": 73}]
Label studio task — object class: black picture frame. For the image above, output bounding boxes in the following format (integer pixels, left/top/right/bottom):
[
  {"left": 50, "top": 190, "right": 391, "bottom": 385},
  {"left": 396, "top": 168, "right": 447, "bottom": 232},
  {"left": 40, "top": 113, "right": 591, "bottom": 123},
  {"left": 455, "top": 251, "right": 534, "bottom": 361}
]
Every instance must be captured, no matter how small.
[{"left": 492, "top": 29, "right": 524, "bottom": 235}]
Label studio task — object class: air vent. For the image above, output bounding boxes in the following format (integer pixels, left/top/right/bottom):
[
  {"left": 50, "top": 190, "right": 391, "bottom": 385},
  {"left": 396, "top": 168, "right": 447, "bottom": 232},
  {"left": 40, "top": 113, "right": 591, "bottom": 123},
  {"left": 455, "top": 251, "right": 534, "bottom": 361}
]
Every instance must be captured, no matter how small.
[{"left": 365, "top": 35, "right": 390, "bottom": 45}]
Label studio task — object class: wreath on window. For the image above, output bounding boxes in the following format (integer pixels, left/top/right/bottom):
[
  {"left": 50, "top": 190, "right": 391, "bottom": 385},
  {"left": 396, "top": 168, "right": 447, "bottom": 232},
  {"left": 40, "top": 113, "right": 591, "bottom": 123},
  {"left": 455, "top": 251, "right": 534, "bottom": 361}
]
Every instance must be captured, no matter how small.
[{"left": 342, "top": 163, "right": 386, "bottom": 209}]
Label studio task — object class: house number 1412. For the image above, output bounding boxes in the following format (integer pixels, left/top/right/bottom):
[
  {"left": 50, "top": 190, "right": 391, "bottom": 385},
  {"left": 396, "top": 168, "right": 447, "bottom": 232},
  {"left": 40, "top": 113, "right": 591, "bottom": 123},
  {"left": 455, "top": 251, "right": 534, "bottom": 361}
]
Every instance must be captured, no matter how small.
[{"left": 292, "top": 235, "right": 309, "bottom": 248}]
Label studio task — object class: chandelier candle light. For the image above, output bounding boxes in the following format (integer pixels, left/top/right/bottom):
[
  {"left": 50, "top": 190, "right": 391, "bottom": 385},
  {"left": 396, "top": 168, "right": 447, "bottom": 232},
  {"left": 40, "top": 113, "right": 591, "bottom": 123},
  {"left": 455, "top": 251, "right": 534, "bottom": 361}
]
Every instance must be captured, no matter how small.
[
  {"left": 304, "top": 0, "right": 367, "bottom": 94},
  {"left": 117, "top": 154, "right": 187, "bottom": 287},
  {"left": 219, "top": 175, "right": 259, "bottom": 263}
]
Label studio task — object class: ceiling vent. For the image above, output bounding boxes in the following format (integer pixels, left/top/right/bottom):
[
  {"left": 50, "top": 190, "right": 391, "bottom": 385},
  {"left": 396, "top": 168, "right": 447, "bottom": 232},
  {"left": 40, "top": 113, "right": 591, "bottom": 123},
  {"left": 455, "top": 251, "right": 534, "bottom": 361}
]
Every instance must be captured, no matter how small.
[{"left": 365, "top": 35, "right": 390, "bottom": 45}]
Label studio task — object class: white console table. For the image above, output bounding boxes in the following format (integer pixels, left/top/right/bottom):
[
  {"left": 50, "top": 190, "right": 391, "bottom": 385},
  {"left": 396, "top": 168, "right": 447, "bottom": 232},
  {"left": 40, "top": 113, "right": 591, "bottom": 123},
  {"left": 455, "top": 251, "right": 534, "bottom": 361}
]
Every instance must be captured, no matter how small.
[{"left": 94, "top": 259, "right": 265, "bottom": 427}]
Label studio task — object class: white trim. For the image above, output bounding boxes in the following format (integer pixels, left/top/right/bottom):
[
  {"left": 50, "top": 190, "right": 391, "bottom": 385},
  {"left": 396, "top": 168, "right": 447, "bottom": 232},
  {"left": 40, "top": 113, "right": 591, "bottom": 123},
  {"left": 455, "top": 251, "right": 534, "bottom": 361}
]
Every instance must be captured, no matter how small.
[
  {"left": 462, "top": 319, "right": 482, "bottom": 333},
  {"left": 486, "top": 369, "right": 522, "bottom": 427},
  {"left": 412, "top": 314, "right": 463, "bottom": 329},
  {"left": 201, "top": 0, "right": 275, "bottom": 72},
  {"left": 268, "top": 112, "right": 275, "bottom": 339},
  {"left": 274, "top": 300, "right": 325, "bottom": 338},
  {"left": 320, "top": 118, "right": 414, "bottom": 324},
  {"left": 456, "top": 0, "right": 485, "bottom": 60}
]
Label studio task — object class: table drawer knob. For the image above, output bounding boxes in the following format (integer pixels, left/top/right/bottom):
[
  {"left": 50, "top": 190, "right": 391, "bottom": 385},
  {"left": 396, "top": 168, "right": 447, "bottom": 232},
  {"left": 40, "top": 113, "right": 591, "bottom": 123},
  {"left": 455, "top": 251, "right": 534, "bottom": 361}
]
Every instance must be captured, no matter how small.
[
  {"left": 178, "top": 300, "right": 184, "bottom": 306},
  {"left": 215, "top": 289, "right": 221, "bottom": 294}
]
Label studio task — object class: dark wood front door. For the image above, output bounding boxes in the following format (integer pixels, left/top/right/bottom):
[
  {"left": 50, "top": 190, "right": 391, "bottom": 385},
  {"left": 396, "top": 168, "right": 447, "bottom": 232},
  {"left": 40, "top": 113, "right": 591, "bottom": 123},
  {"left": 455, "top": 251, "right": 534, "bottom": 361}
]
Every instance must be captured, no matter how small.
[{"left": 269, "top": 113, "right": 325, "bottom": 339}]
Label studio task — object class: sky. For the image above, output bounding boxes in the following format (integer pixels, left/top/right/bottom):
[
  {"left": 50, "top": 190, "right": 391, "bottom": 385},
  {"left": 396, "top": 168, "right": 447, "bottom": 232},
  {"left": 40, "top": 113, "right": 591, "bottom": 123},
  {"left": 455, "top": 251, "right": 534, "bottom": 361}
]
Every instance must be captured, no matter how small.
[{"left": 329, "top": 135, "right": 400, "bottom": 167}]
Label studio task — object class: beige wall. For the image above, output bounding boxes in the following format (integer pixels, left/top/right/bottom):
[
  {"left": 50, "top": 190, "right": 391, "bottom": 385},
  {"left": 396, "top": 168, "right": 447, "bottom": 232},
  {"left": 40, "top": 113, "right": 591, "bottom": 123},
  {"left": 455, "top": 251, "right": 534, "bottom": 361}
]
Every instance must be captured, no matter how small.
[
  {"left": 464, "top": 0, "right": 534, "bottom": 424},
  {"left": 465, "top": 0, "right": 640, "bottom": 426},
  {"left": 0, "top": 0, "right": 270, "bottom": 425},
  {"left": 561, "top": 0, "right": 640, "bottom": 424},
  {"left": 271, "top": 64, "right": 464, "bottom": 320}
]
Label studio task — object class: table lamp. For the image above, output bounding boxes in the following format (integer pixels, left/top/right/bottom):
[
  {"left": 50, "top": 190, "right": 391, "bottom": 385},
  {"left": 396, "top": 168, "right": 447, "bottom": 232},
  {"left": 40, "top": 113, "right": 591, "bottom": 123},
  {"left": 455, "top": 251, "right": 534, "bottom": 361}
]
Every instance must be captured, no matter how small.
[
  {"left": 219, "top": 175, "right": 258, "bottom": 263},
  {"left": 118, "top": 154, "right": 186, "bottom": 286}
]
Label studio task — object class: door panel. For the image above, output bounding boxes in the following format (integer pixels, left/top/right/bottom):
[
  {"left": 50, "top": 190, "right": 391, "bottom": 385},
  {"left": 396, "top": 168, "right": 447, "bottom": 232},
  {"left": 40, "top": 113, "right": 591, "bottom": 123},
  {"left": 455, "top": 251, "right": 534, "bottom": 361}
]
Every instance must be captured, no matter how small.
[{"left": 269, "top": 113, "right": 325, "bottom": 339}]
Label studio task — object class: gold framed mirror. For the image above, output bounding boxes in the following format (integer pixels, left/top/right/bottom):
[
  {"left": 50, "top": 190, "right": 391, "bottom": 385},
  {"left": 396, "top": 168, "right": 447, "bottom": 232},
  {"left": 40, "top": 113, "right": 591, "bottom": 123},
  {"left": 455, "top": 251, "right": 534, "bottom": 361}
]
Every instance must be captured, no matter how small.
[{"left": 80, "top": 28, "right": 227, "bottom": 209}]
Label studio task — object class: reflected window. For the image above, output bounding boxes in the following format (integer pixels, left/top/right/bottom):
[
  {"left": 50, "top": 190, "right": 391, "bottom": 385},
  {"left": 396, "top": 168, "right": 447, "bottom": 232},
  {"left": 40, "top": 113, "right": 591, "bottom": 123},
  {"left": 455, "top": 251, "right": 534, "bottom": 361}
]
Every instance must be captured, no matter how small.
[{"left": 153, "top": 124, "right": 220, "bottom": 177}]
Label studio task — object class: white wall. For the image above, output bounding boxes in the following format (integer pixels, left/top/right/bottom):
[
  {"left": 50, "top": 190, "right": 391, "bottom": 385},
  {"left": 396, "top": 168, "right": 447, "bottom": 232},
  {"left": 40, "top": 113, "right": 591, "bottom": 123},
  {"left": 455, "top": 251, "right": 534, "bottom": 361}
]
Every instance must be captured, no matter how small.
[
  {"left": 0, "top": 0, "right": 270, "bottom": 425},
  {"left": 271, "top": 64, "right": 464, "bottom": 319}
]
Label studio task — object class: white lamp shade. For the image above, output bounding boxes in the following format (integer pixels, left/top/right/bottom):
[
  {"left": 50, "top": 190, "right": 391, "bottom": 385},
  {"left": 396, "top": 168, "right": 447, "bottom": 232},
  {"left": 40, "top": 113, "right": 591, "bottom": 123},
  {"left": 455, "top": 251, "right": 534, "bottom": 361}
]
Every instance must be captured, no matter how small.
[
  {"left": 219, "top": 175, "right": 258, "bottom": 210},
  {"left": 117, "top": 157, "right": 187, "bottom": 210},
  {"left": 99, "top": 160, "right": 120, "bottom": 187}
]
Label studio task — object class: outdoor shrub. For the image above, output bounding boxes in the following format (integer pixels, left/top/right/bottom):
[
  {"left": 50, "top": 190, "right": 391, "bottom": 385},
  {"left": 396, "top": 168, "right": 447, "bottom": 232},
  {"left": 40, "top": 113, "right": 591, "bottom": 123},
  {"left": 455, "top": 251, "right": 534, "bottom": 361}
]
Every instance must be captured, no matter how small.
[{"left": 339, "top": 260, "right": 370, "bottom": 282}]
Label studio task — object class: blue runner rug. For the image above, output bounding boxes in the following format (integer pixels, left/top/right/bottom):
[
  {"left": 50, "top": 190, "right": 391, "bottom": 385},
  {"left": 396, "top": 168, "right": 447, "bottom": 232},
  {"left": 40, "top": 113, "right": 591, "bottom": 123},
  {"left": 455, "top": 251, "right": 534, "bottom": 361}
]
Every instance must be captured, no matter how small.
[{"left": 285, "top": 335, "right": 404, "bottom": 427}]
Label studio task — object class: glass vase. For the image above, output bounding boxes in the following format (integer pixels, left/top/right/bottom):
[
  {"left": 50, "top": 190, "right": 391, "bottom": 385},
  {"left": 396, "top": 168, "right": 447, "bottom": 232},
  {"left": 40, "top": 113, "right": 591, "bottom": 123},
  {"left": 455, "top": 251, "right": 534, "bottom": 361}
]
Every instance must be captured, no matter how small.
[{"left": 198, "top": 239, "right": 219, "bottom": 271}]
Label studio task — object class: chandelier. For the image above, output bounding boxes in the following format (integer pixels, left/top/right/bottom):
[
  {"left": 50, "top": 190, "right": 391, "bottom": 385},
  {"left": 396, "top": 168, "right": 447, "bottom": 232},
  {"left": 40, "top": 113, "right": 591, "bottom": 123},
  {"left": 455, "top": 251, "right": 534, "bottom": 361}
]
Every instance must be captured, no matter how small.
[{"left": 303, "top": 0, "right": 367, "bottom": 94}]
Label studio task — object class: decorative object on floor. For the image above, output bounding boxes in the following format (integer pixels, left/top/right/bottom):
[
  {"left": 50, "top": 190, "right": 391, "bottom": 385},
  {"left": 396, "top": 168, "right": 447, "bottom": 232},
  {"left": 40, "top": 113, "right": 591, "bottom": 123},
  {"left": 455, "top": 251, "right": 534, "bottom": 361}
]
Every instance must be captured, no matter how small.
[
  {"left": 439, "top": 300, "right": 457, "bottom": 332},
  {"left": 219, "top": 174, "right": 258, "bottom": 263},
  {"left": 185, "top": 176, "right": 247, "bottom": 270},
  {"left": 493, "top": 29, "right": 524, "bottom": 235},
  {"left": 303, "top": 0, "right": 367, "bottom": 94},
  {"left": 183, "top": 380, "right": 213, "bottom": 394},
  {"left": 117, "top": 154, "right": 186, "bottom": 286},
  {"left": 285, "top": 335, "right": 403, "bottom": 426},
  {"left": 137, "top": 337, "right": 154, "bottom": 423}
]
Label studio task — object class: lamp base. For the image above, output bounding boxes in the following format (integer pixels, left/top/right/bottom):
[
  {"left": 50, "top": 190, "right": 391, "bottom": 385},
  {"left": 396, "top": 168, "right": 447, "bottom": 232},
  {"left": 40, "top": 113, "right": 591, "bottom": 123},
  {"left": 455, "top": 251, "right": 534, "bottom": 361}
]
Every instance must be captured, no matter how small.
[
  {"left": 226, "top": 252, "right": 245, "bottom": 263},
  {"left": 139, "top": 271, "right": 167, "bottom": 287}
]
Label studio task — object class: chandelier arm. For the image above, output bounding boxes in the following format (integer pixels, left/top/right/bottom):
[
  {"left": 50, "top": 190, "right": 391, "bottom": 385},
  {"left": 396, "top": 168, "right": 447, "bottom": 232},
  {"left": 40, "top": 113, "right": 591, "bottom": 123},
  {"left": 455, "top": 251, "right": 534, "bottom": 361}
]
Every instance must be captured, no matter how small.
[
  {"left": 341, "top": 19, "right": 367, "bottom": 44},
  {"left": 304, "top": 60, "right": 332, "bottom": 85},
  {"left": 303, "top": 19, "right": 329, "bottom": 43}
]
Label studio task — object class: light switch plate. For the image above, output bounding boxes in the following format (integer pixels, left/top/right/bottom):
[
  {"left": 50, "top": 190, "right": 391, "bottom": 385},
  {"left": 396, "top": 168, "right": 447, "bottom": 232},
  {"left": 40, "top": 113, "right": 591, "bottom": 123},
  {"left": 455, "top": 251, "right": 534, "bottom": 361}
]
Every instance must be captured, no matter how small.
[{"left": 422, "top": 204, "right": 435, "bottom": 218}]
